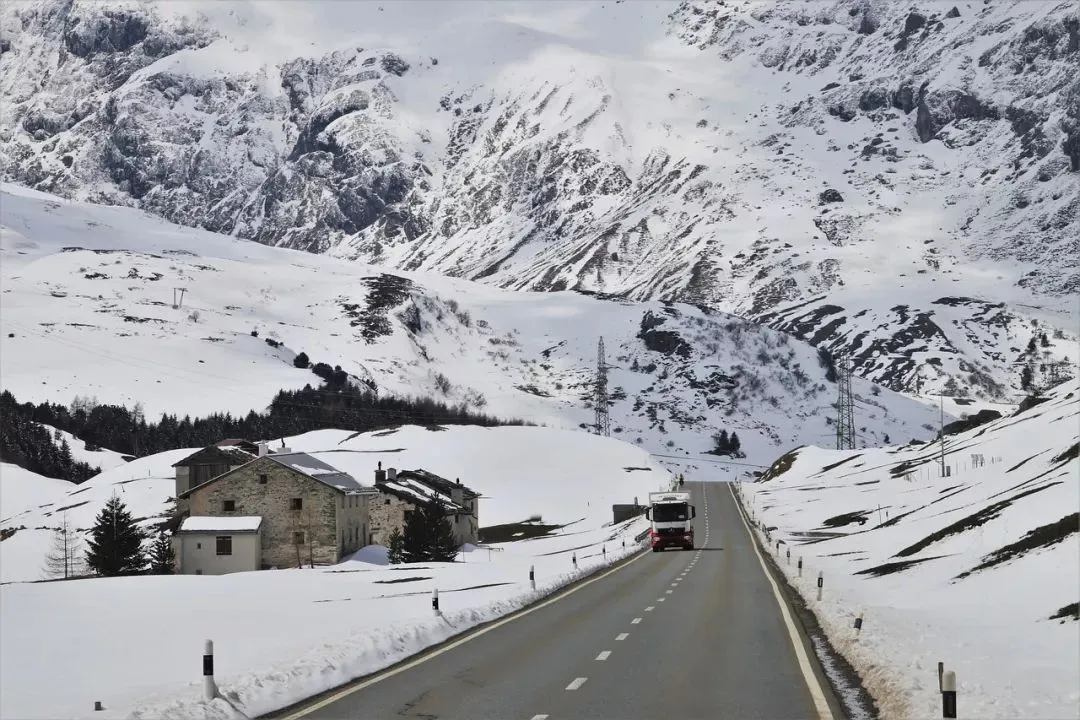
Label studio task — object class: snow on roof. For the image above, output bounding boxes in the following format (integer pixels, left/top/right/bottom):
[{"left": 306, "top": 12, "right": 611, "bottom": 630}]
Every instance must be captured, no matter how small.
[
  {"left": 381, "top": 477, "right": 466, "bottom": 512},
  {"left": 266, "top": 453, "right": 368, "bottom": 492},
  {"left": 179, "top": 516, "right": 262, "bottom": 533}
]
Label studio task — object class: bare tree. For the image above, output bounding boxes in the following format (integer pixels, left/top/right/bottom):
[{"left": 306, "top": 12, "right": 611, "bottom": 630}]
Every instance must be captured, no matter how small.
[{"left": 42, "top": 514, "right": 85, "bottom": 580}]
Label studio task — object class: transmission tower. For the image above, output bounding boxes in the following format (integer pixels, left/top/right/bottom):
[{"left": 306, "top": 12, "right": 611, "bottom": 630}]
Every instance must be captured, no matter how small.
[
  {"left": 594, "top": 336, "right": 610, "bottom": 437},
  {"left": 834, "top": 355, "right": 855, "bottom": 450}
]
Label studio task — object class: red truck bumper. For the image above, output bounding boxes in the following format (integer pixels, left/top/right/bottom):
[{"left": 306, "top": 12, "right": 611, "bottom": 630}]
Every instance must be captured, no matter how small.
[{"left": 650, "top": 531, "right": 694, "bottom": 551}]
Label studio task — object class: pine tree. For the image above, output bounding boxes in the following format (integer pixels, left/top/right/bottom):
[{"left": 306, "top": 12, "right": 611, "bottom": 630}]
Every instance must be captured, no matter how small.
[
  {"left": 85, "top": 495, "right": 147, "bottom": 576},
  {"left": 1020, "top": 365, "right": 1034, "bottom": 391},
  {"left": 1027, "top": 336, "right": 1037, "bottom": 353},
  {"left": 42, "top": 514, "right": 85, "bottom": 580},
  {"left": 148, "top": 532, "right": 175, "bottom": 574},
  {"left": 713, "top": 429, "right": 730, "bottom": 455},
  {"left": 730, "top": 431, "right": 742, "bottom": 457},
  {"left": 1040, "top": 332, "right": 1050, "bottom": 347},
  {"left": 400, "top": 500, "right": 458, "bottom": 563},
  {"left": 387, "top": 528, "right": 405, "bottom": 564}
]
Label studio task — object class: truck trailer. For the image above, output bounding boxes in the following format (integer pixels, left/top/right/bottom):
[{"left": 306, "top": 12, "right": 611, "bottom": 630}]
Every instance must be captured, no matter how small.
[{"left": 645, "top": 491, "right": 696, "bottom": 551}]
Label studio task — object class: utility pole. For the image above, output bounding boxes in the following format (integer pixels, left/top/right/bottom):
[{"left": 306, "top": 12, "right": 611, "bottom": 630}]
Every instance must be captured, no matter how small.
[
  {"left": 595, "top": 336, "right": 610, "bottom": 437},
  {"left": 173, "top": 287, "right": 187, "bottom": 309},
  {"left": 938, "top": 392, "right": 947, "bottom": 477},
  {"left": 834, "top": 355, "right": 855, "bottom": 450}
]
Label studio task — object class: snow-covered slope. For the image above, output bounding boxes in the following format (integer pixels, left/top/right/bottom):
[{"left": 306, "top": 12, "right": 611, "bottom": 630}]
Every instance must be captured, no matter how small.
[
  {"left": 738, "top": 379, "right": 1080, "bottom": 719},
  {"left": 0, "top": 424, "right": 670, "bottom": 719},
  {"left": 0, "top": 184, "right": 947, "bottom": 471},
  {"left": 1, "top": 0, "right": 1076, "bottom": 398}
]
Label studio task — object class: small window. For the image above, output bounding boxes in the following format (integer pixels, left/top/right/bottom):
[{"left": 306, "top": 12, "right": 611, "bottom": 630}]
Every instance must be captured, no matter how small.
[
  {"left": 196, "top": 542, "right": 202, "bottom": 550},
  {"left": 385, "top": 498, "right": 391, "bottom": 505},
  {"left": 293, "top": 531, "right": 305, "bottom": 545},
  {"left": 195, "top": 569, "right": 203, "bottom": 575},
  {"left": 291, "top": 498, "right": 303, "bottom": 511},
  {"left": 216, "top": 536, "right": 232, "bottom": 556},
  {"left": 223, "top": 500, "right": 236, "bottom": 512},
  {"left": 258, "top": 474, "right": 268, "bottom": 484}
]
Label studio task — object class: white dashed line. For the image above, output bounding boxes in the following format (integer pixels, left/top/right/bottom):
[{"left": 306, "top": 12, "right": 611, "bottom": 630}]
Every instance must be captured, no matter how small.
[
  {"left": 665, "top": 589, "right": 673, "bottom": 594},
  {"left": 631, "top": 617, "right": 642, "bottom": 624},
  {"left": 596, "top": 651, "right": 612, "bottom": 661},
  {"left": 566, "top": 677, "right": 588, "bottom": 691},
  {"left": 645, "top": 606, "right": 655, "bottom": 612},
  {"left": 531, "top": 715, "right": 549, "bottom": 720},
  {"left": 616, "top": 632, "right": 629, "bottom": 641},
  {"left": 671, "top": 582, "right": 679, "bottom": 586},
  {"left": 658, "top": 597, "right": 666, "bottom": 602}
]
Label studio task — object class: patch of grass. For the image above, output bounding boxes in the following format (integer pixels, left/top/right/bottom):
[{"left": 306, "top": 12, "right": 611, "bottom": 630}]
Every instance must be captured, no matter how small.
[
  {"left": 479, "top": 521, "right": 563, "bottom": 544},
  {"left": 819, "top": 454, "right": 863, "bottom": 473},
  {"left": 1050, "top": 602, "right": 1078, "bottom": 623},
  {"left": 894, "top": 483, "right": 1059, "bottom": 558},
  {"left": 822, "top": 510, "right": 871, "bottom": 528},
  {"left": 759, "top": 448, "right": 800, "bottom": 482},
  {"left": 855, "top": 555, "right": 947, "bottom": 577},
  {"left": 955, "top": 512, "right": 1078, "bottom": 580}
]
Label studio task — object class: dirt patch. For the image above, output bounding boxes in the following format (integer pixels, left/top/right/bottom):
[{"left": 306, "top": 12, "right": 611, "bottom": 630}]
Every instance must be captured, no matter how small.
[
  {"left": 819, "top": 454, "right": 863, "bottom": 474},
  {"left": 374, "top": 576, "right": 433, "bottom": 584},
  {"left": 1051, "top": 442, "right": 1078, "bottom": 464},
  {"left": 955, "top": 512, "right": 1078, "bottom": 580},
  {"left": 822, "top": 510, "right": 871, "bottom": 528},
  {"left": 855, "top": 555, "right": 948, "bottom": 577},
  {"left": 760, "top": 448, "right": 800, "bottom": 482},
  {"left": 479, "top": 521, "right": 564, "bottom": 544}
]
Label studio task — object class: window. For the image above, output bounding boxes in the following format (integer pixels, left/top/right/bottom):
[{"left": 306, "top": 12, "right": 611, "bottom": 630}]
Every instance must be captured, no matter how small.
[
  {"left": 196, "top": 542, "right": 202, "bottom": 550},
  {"left": 216, "top": 536, "right": 232, "bottom": 556},
  {"left": 385, "top": 498, "right": 391, "bottom": 505},
  {"left": 258, "top": 474, "right": 268, "bottom": 484},
  {"left": 291, "top": 497, "right": 303, "bottom": 511},
  {"left": 195, "top": 569, "right": 203, "bottom": 575},
  {"left": 293, "top": 531, "right": 305, "bottom": 545},
  {"left": 223, "top": 500, "right": 236, "bottom": 512}
]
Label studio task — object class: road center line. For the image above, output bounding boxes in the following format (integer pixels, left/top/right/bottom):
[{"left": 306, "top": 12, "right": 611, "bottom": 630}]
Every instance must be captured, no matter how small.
[
  {"left": 530, "top": 715, "right": 549, "bottom": 720},
  {"left": 631, "top": 617, "right": 642, "bottom": 624},
  {"left": 645, "top": 606, "right": 655, "bottom": 611},
  {"left": 616, "top": 632, "right": 629, "bottom": 640},
  {"left": 657, "top": 597, "right": 665, "bottom": 602},
  {"left": 566, "top": 677, "right": 588, "bottom": 690},
  {"left": 596, "top": 651, "right": 612, "bottom": 661}
]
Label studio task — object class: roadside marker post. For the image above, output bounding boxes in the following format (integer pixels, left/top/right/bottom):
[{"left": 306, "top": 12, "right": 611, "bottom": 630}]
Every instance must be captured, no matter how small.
[
  {"left": 432, "top": 588, "right": 440, "bottom": 613},
  {"left": 942, "top": 670, "right": 957, "bottom": 718},
  {"left": 816, "top": 571, "right": 823, "bottom": 601},
  {"left": 202, "top": 639, "right": 216, "bottom": 702}
]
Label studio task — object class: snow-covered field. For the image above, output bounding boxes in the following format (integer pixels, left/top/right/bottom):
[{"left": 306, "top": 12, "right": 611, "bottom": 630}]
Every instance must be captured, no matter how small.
[
  {"left": 736, "top": 380, "right": 1080, "bottom": 719},
  {"left": 0, "top": 424, "right": 670, "bottom": 719},
  {"left": 0, "top": 182, "right": 949, "bottom": 467}
]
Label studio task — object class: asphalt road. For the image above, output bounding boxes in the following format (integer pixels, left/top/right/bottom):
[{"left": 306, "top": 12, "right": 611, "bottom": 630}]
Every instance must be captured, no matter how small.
[{"left": 268, "top": 481, "right": 844, "bottom": 720}]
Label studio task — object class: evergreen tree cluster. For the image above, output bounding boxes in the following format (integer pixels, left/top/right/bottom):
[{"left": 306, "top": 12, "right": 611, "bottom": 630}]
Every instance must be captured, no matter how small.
[
  {"left": 1, "top": 383, "right": 527, "bottom": 479},
  {"left": 0, "top": 392, "right": 99, "bottom": 482},
  {"left": 387, "top": 500, "right": 459, "bottom": 564},
  {"left": 710, "top": 429, "right": 744, "bottom": 457}
]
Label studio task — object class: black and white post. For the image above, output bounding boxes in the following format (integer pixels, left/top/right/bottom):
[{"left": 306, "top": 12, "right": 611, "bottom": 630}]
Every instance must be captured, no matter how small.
[
  {"left": 798, "top": 557, "right": 803, "bottom": 577},
  {"left": 529, "top": 564, "right": 535, "bottom": 591},
  {"left": 202, "top": 639, "right": 216, "bottom": 702},
  {"left": 853, "top": 612, "right": 864, "bottom": 638},
  {"left": 572, "top": 552, "right": 577, "bottom": 570},
  {"left": 432, "top": 588, "right": 440, "bottom": 613},
  {"left": 816, "top": 571, "right": 824, "bottom": 601},
  {"left": 941, "top": 670, "right": 957, "bottom": 718}
]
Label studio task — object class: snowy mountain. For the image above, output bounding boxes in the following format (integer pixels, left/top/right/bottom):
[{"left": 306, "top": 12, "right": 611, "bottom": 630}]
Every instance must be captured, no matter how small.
[
  {"left": 1, "top": 0, "right": 1077, "bottom": 399},
  {"left": 738, "top": 379, "right": 1079, "bottom": 719},
  {"left": 0, "top": 183, "right": 948, "bottom": 471}
]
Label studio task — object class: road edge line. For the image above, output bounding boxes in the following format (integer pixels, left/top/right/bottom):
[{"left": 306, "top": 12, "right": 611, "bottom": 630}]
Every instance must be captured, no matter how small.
[
  {"left": 271, "top": 545, "right": 652, "bottom": 719},
  {"left": 728, "top": 481, "right": 834, "bottom": 720}
]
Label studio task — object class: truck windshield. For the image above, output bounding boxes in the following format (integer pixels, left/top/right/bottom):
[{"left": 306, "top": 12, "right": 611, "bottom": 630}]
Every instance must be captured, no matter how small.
[{"left": 652, "top": 503, "right": 689, "bottom": 522}]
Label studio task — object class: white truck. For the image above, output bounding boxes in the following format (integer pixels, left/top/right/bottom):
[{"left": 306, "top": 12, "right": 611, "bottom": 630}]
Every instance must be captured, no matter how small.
[{"left": 644, "top": 491, "right": 696, "bottom": 551}]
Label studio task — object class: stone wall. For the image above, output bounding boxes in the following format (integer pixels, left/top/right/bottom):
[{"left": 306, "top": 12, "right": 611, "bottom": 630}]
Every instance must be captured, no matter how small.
[
  {"left": 368, "top": 491, "right": 411, "bottom": 547},
  {"left": 188, "top": 457, "right": 343, "bottom": 569}
]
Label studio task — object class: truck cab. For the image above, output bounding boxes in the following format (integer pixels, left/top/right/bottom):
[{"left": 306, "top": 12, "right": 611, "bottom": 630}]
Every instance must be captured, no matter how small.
[{"left": 645, "top": 491, "right": 696, "bottom": 551}]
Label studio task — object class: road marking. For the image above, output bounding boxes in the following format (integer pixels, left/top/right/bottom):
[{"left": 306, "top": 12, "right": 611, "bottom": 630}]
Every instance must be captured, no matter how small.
[
  {"left": 645, "top": 606, "right": 655, "bottom": 611},
  {"left": 616, "top": 632, "right": 629, "bottom": 641},
  {"left": 566, "top": 677, "right": 588, "bottom": 690},
  {"left": 657, "top": 597, "right": 665, "bottom": 602},
  {"left": 671, "top": 582, "right": 679, "bottom": 586},
  {"left": 596, "top": 651, "right": 612, "bottom": 661},
  {"left": 530, "top": 715, "right": 549, "bottom": 720},
  {"left": 277, "top": 545, "right": 651, "bottom": 719},
  {"left": 665, "top": 589, "right": 673, "bottom": 594},
  {"left": 631, "top": 617, "right": 642, "bottom": 624},
  {"left": 728, "top": 482, "right": 834, "bottom": 720}
]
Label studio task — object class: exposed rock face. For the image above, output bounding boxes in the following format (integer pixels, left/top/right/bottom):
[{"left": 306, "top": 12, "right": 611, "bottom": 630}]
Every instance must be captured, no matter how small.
[{"left": 1, "top": 0, "right": 1077, "bottom": 400}]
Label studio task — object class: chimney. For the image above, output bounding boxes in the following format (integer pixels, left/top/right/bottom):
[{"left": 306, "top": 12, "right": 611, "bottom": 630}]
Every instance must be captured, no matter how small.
[
  {"left": 374, "top": 461, "right": 387, "bottom": 485},
  {"left": 387, "top": 468, "right": 397, "bottom": 481},
  {"left": 258, "top": 441, "right": 268, "bottom": 457}
]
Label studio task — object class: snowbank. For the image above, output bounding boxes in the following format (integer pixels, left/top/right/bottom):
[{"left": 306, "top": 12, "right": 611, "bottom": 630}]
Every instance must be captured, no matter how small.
[{"left": 736, "top": 381, "right": 1080, "bottom": 719}]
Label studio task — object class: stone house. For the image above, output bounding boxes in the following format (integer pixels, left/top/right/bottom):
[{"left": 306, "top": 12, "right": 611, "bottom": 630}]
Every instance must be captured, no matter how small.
[
  {"left": 368, "top": 462, "right": 480, "bottom": 547},
  {"left": 175, "top": 443, "right": 378, "bottom": 571},
  {"left": 172, "top": 439, "right": 258, "bottom": 517}
]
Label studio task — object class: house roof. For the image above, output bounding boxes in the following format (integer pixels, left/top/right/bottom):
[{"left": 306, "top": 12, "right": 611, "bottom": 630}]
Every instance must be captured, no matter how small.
[
  {"left": 178, "top": 516, "right": 262, "bottom": 533},
  {"left": 171, "top": 444, "right": 255, "bottom": 468},
  {"left": 397, "top": 468, "right": 479, "bottom": 499},
  {"left": 378, "top": 469, "right": 476, "bottom": 514},
  {"left": 179, "top": 452, "right": 378, "bottom": 498}
]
